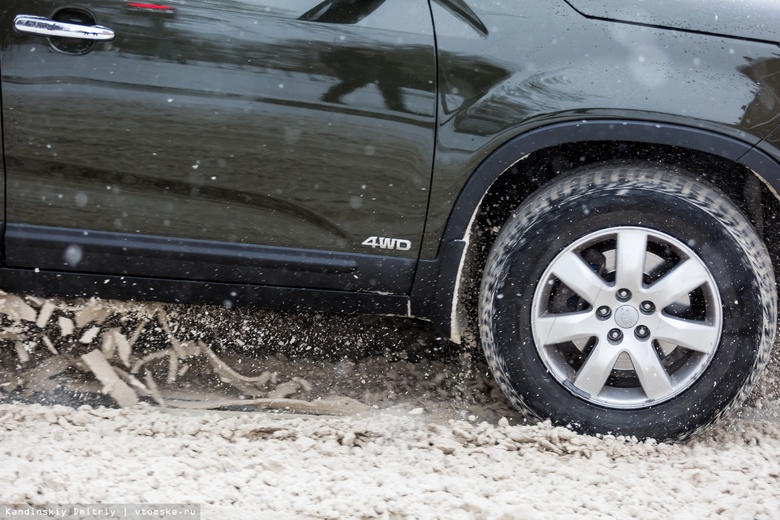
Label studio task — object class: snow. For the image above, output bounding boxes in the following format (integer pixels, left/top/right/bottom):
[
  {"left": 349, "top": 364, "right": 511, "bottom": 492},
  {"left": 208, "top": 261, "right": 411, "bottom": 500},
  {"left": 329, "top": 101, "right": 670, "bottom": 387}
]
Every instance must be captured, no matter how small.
[
  {"left": 0, "top": 295, "right": 779, "bottom": 518},
  {"left": 1, "top": 403, "right": 779, "bottom": 518}
]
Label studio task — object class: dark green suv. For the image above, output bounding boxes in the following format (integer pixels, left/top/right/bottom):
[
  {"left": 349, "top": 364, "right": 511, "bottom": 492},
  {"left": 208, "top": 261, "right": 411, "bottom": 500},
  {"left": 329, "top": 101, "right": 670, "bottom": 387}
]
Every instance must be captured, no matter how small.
[{"left": 3, "top": 0, "right": 780, "bottom": 440}]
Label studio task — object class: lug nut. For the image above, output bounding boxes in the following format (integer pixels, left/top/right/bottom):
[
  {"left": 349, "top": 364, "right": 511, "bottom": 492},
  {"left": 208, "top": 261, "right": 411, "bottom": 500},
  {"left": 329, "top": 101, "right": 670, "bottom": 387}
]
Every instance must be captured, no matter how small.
[
  {"left": 635, "top": 325, "right": 650, "bottom": 339},
  {"left": 616, "top": 288, "right": 632, "bottom": 301},
  {"left": 596, "top": 306, "right": 612, "bottom": 319},
  {"left": 608, "top": 329, "right": 623, "bottom": 342},
  {"left": 640, "top": 301, "right": 655, "bottom": 314}
]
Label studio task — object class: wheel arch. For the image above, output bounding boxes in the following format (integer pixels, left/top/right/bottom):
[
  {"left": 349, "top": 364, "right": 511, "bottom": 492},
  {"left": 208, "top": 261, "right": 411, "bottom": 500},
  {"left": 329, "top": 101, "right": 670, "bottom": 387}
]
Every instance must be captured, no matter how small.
[
  {"left": 441, "top": 120, "right": 780, "bottom": 245},
  {"left": 417, "top": 119, "right": 780, "bottom": 343}
]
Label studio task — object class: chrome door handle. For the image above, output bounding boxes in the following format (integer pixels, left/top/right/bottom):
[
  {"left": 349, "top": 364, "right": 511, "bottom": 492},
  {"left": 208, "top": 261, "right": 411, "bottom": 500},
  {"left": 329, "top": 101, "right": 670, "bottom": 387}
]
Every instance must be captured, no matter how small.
[{"left": 14, "top": 15, "right": 115, "bottom": 41}]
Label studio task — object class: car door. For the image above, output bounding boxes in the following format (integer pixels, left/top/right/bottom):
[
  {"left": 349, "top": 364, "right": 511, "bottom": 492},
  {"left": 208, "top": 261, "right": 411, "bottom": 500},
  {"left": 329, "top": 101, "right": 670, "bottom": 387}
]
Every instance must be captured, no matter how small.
[{"left": 0, "top": 0, "right": 436, "bottom": 293}]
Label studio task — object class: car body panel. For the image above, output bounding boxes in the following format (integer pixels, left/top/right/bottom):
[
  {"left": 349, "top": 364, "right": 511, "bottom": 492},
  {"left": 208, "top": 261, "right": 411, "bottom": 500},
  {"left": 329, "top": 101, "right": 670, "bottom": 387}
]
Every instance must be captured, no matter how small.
[
  {"left": 564, "top": 0, "right": 780, "bottom": 44},
  {"left": 2, "top": 0, "right": 780, "bottom": 340},
  {"left": 0, "top": 0, "right": 436, "bottom": 292},
  {"left": 422, "top": 0, "right": 780, "bottom": 258}
]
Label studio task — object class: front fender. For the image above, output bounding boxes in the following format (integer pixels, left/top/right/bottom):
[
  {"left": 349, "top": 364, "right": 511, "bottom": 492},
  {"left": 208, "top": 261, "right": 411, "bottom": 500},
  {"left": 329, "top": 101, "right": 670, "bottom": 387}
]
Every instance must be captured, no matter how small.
[
  {"left": 441, "top": 119, "right": 780, "bottom": 247},
  {"left": 412, "top": 119, "right": 780, "bottom": 340}
]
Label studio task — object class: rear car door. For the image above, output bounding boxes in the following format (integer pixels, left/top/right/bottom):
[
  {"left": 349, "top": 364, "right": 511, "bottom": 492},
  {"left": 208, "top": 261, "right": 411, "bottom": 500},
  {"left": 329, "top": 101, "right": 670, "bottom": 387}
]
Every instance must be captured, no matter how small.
[{"left": 0, "top": 0, "right": 436, "bottom": 293}]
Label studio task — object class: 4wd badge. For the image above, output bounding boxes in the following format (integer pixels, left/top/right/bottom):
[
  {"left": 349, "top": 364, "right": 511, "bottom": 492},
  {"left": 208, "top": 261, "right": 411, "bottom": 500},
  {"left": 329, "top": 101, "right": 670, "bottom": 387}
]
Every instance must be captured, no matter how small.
[{"left": 361, "top": 236, "right": 412, "bottom": 251}]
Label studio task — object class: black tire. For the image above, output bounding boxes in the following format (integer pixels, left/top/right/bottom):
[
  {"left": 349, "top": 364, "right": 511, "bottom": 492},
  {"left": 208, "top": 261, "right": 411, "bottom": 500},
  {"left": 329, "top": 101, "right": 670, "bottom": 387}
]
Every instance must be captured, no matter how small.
[{"left": 479, "top": 164, "right": 776, "bottom": 441}]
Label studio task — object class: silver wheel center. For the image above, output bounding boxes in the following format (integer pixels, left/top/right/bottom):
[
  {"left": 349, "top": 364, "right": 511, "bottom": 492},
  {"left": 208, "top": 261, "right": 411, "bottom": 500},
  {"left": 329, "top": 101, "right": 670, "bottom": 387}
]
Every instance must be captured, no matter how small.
[{"left": 615, "top": 305, "right": 639, "bottom": 329}]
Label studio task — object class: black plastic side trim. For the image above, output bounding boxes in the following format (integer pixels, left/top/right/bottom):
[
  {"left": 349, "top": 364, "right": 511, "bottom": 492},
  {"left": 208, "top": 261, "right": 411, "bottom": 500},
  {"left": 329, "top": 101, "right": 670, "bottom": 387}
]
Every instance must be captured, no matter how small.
[
  {"left": 0, "top": 268, "right": 410, "bottom": 316},
  {"left": 5, "top": 224, "right": 416, "bottom": 293},
  {"left": 440, "top": 120, "right": 758, "bottom": 247},
  {"left": 738, "top": 143, "right": 780, "bottom": 189},
  {"left": 410, "top": 239, "right": 466, "bottom": 334}
]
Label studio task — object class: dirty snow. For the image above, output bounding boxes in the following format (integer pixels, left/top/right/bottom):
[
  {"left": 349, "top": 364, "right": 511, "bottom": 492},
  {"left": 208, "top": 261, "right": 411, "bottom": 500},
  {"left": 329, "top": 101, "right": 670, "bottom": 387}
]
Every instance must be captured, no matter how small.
[{"left": 1, "top": 294, "right": 779, "bottom": 519}]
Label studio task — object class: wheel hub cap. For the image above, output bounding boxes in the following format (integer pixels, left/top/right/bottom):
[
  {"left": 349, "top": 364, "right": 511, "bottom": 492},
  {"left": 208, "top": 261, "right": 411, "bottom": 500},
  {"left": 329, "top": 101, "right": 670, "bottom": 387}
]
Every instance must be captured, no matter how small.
[{"left": 614, "top": 305, "right": 639, "bottom": 329}]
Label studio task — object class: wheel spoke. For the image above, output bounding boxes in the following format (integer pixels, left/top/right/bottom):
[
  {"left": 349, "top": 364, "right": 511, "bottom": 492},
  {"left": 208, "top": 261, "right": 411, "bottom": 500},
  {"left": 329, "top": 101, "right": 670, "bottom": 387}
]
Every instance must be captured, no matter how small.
[
  {"left": 550, "top": 251, "right": 609, "bottom": 306},
  {"left": 645, "top": 259, "right": 711, "bottom": 308},
  {"left": 654, "top": 315, "right": 719, "bottom": 354},
  {"left": 627, "top": 341, "right": 674, "bottom": 400},
  {"left": 614, "top": 229, "right": 648, "bottom": 290},
  {"left": 535, "top": 312, "right": 600, "bottom": 346},
  {"left": 573, "top": 342, "right": 623, "bottom": 397}
]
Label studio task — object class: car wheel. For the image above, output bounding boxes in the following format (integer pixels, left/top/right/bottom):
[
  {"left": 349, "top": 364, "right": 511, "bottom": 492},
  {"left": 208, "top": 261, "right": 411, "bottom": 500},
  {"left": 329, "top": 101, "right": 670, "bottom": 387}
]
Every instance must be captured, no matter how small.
[{"left": 479, "top": 163, "right": 776, "bottom": 441}]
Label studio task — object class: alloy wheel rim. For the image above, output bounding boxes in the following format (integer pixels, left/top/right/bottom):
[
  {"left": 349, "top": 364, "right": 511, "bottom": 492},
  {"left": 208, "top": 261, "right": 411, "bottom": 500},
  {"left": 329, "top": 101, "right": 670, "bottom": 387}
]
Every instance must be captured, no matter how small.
[{"left": 530, "top": 226, "right": 722, "bottom": 409}]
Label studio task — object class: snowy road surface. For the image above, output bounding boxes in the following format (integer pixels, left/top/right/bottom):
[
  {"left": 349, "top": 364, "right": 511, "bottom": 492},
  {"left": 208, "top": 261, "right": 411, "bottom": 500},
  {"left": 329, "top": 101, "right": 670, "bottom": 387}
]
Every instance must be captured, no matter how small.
[
  {"left": 0, "top": 295, "right": 779, "bottom": 518},
  {"left": 1, "top": 403, "right": 779, "bottom": 519}
]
